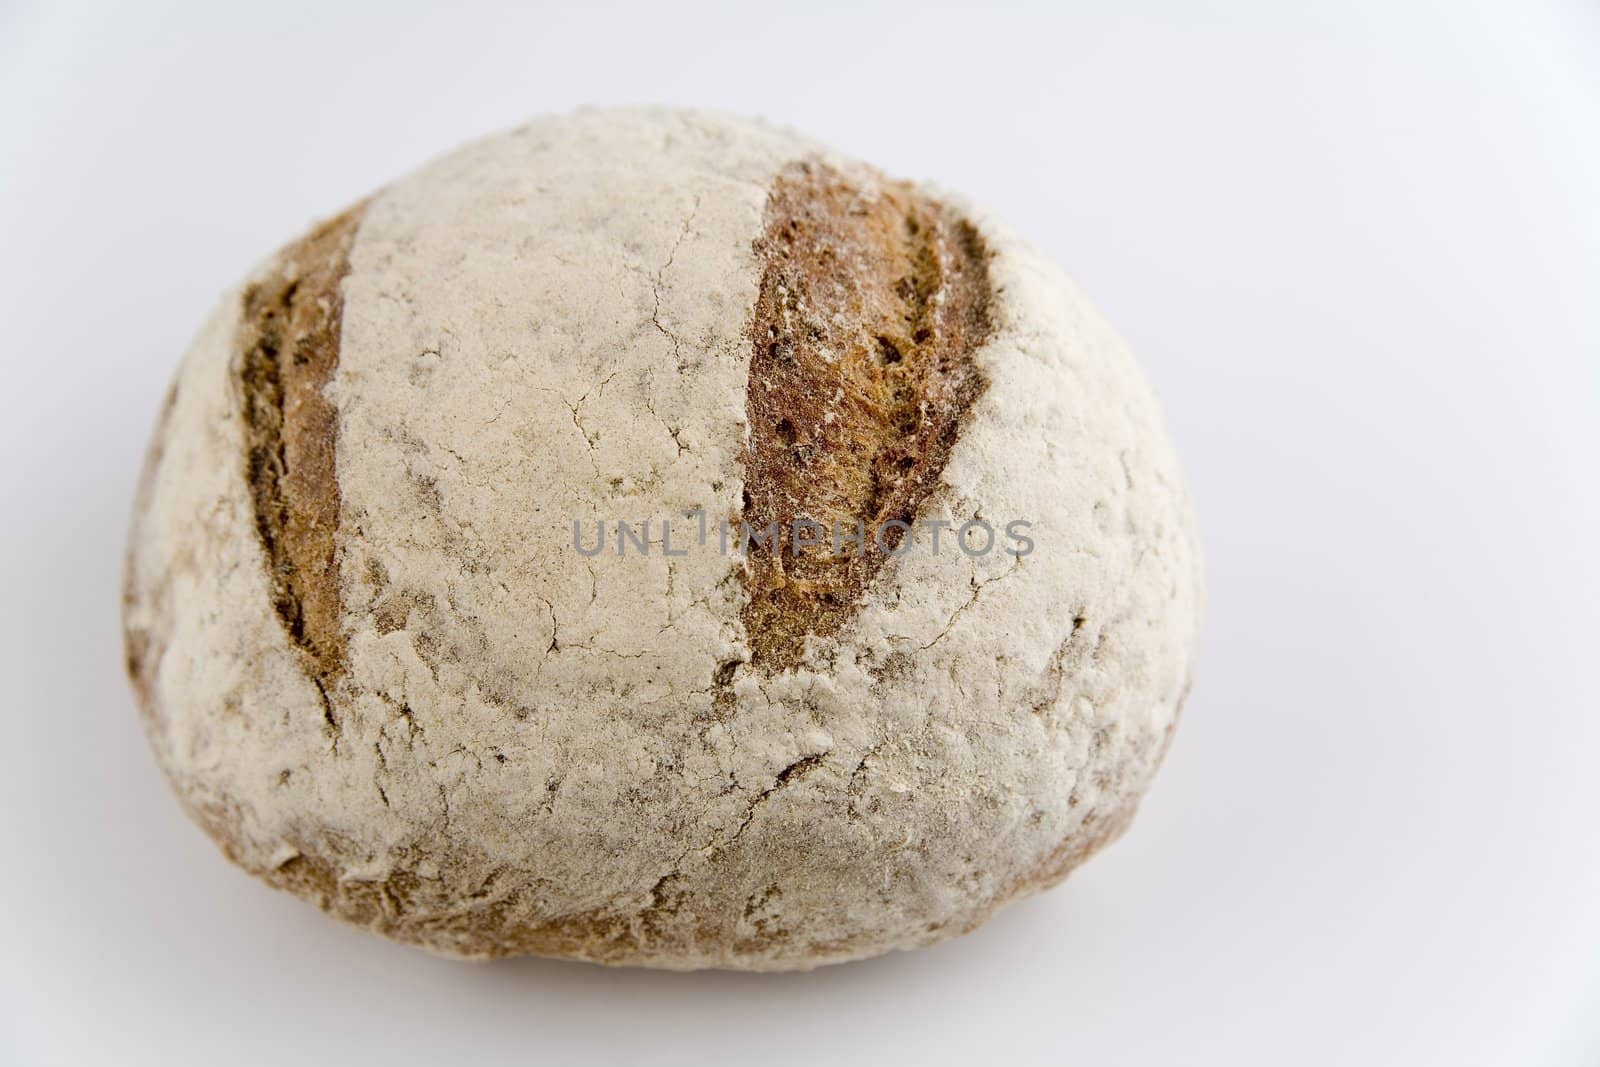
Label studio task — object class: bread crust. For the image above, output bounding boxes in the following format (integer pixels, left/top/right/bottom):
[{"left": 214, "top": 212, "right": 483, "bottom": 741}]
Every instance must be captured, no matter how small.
[
  {"left": 741, "top": 161, "right": 993, "bottom": 670},
  {"left": 123, "top": 109, "right": 1201, "bottom": 970}
]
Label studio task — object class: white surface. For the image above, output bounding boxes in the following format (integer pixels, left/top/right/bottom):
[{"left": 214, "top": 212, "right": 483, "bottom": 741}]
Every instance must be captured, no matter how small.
[{"left": 1, "top": 0, "right": 1596, "bottom": 1064}]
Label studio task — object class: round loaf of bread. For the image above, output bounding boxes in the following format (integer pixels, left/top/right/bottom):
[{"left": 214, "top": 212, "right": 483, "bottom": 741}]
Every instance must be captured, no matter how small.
[{"left": 123, "top": 108, "right": 1201, "bottom": 970}]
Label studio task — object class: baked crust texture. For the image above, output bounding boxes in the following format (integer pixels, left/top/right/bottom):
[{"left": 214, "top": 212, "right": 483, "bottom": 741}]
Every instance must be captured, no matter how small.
[{"left": 123, "top": 108, "right": 1201, "bottom": 970}]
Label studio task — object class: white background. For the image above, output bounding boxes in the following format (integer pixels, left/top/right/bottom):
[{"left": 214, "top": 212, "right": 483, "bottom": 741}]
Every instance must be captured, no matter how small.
[{"left": 2, "top": 1, "right": 1597, "bottom": 1064}]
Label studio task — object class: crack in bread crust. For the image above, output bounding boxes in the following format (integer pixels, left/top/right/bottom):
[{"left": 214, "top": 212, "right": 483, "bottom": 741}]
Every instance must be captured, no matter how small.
[
  {"left": 741, "top": 162, "right": 994, "bottom": 670},
  {"left": 238, "top": 204, "right": 366, "bottom": 683}
]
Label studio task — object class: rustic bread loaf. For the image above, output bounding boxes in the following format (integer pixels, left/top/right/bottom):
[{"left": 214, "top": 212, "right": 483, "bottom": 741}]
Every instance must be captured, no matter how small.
[{"left": 124, "top": 108, "right": 1201, "bottom": 970}]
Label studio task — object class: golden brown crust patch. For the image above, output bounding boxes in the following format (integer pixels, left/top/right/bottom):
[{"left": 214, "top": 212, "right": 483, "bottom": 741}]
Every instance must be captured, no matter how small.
[
  {"left": 741, "top": 163, "right": 994, "bottom": 670},
  {"left": 238, "top": 204, "right": 367, "bottom": 684}
]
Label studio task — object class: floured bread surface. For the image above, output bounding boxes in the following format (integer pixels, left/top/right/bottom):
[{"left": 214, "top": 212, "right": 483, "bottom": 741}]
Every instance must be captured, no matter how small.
[{"left": 123, "top": 108, "right": 1202, "bottom": 970}]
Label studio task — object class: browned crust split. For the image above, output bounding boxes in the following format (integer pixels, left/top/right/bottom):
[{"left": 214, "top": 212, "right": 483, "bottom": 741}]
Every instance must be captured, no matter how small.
[
  {"left": 740, "top": 162, "right": 995, "bottom": 670},
  {"left": 238, "top": 204, "right": 367, "bottom": 689}
]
